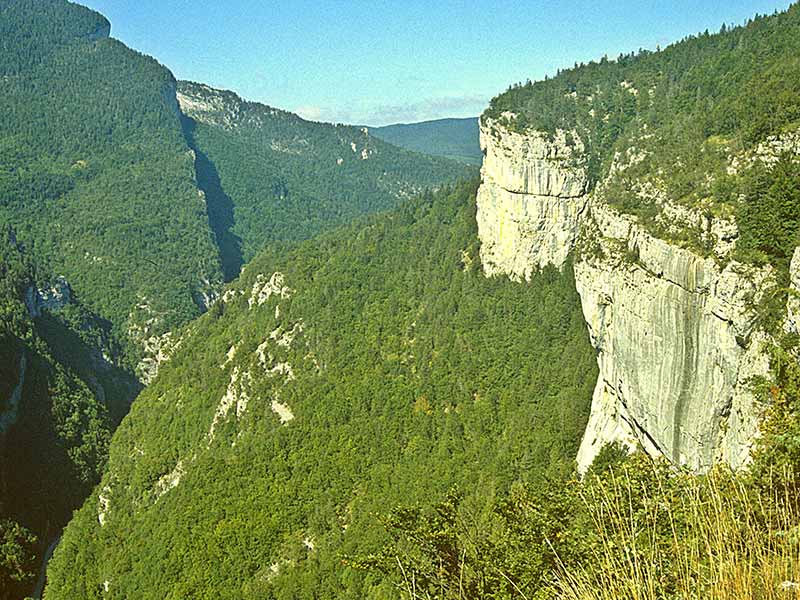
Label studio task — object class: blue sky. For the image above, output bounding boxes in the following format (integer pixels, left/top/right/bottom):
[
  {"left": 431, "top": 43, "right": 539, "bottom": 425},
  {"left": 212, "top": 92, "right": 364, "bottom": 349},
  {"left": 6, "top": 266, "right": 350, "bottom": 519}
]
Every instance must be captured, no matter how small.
[{"left": 79, "top": 0, "right": 794, "bottom": 126}]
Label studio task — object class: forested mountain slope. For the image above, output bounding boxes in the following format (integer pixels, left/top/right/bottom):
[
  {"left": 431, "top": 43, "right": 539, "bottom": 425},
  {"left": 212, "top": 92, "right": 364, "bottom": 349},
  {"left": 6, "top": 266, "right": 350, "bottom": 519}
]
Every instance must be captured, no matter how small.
[
  {"left": 177, "top": 82, "right": 475, "bottom": 277},
  {"left": 0, "top": 0, "right": 224, "bottom": 364},
  {"left": 45, "top": 181, "right": 597, "bottom": 599},
  {"left": 369, "top": 117, "right": 482, "bottom": 165}
]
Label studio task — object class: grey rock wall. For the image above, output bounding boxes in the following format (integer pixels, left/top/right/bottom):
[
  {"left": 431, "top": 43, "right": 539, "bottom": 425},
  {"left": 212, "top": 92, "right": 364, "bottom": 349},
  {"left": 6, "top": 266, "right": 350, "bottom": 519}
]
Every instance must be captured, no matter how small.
[{"left": 476, "top": 119, "right": 777, "bottom": 473}]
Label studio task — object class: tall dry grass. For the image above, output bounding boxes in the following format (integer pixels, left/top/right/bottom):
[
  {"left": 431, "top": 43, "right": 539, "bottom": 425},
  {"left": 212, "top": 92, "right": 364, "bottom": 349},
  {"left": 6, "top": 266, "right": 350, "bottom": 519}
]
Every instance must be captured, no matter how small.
[{"left": 553, "top": 464, "right": 800, "bottom": 600}]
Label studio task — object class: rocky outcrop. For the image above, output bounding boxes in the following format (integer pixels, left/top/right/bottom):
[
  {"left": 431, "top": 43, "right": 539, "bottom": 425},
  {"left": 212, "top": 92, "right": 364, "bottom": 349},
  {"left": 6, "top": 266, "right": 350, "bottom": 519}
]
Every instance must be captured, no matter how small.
[
  {"left": 249, "top": 272, "right": 293, "bottom": 308},
  {"left": 136, "top": 331, "right": 179, "bottom": 385},
  {"left": 177, "top": 83, "right": 245, "bottom": 129},
  {"left": 193, "top": 276, "right": 220, "bottom": 312},
  {"left": 786, "top": 247, "right": 800, "bottom": 335},
  {"left": 129, "top": 299, "right": 182, "bottom": 384},
  {"left": 25, "top": 276, "right": 72, "bottom": 318},
  {"left": 573, "top": 205, "right": 772, "bottom": 472},
  {"left": 476, "top": 117, "right": 589, "bottom": 278},
  {"left": 476, "top": 119, "right": 776, "bottom": 473},
  {"left": 86, "top": 21, "right": 111, "bottom": 42},
  {"left": 177, "top": 82, "right": 293, "bottom": 134}
]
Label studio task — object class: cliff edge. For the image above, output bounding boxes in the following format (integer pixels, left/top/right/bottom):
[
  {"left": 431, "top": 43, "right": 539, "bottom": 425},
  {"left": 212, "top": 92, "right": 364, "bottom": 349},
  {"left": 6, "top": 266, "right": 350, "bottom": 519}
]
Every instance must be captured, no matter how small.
[{"left": 476, "top": 117, "right": 790, "bottom": 472}]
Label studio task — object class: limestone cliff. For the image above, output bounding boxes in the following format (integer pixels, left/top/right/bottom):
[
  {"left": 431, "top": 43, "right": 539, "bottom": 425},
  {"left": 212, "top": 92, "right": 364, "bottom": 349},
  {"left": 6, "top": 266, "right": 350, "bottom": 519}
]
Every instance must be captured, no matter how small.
[
  {"left": 573, "top": 204, "right": 772, "bottom": 472},
  {"left": 476, "top": 117, "right": 589, "bottom": 278},
  {"left": 476, "top": 117, "right": 780, "bottom": 473}
]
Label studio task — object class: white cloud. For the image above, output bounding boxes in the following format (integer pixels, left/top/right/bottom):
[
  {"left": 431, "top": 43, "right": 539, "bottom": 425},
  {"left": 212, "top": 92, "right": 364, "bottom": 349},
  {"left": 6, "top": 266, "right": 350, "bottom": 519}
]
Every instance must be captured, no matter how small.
[
  {"left": 294, "top": 105, "right": 323, "bottom": 121},
  {"left": 294, "top": 95, "right": 490, "bottom": 126}
]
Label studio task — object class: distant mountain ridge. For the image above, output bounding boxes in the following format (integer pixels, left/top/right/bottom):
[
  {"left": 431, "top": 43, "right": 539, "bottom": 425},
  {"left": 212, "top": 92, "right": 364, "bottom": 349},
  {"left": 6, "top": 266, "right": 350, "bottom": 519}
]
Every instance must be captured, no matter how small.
[
  {"left": 177, "top": 82, "right": 477, "bottom": 273},
  {"left": 369, "top": 117, "right": 482, "bottom": 164}
]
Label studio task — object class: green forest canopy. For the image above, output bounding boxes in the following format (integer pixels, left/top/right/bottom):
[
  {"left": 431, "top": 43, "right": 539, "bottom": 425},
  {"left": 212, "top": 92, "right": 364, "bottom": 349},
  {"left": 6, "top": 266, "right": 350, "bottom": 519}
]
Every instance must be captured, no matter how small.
[{"left": 45, "top": 181, "right": 597, "bottom": 599}]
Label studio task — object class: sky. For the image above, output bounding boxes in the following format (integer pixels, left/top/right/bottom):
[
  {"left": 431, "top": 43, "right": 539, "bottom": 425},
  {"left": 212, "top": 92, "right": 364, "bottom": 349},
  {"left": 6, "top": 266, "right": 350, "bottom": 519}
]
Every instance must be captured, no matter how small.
[{"left": 78, "top": 0, "right": 794, "bottom": 126}]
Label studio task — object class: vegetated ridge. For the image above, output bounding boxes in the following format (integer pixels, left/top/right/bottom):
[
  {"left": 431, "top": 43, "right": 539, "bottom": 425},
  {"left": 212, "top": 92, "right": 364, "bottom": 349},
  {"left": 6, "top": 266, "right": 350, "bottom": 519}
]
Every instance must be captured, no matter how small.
[{"left": 369, "top": 117, "right": 483, "bottom": 165}]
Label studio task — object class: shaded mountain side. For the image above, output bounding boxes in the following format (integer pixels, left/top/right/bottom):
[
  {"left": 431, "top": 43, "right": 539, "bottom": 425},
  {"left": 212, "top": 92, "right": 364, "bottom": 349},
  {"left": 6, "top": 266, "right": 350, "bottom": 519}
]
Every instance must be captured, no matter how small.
[
  {"left": 0, "top": 229, "right": 129, "bottom": 599},
  {"left": 181, "top": 117, "right": 244, "bottom": 281},
  {"left": 369, "top": 117, "right": 482, "bottom": 164}
]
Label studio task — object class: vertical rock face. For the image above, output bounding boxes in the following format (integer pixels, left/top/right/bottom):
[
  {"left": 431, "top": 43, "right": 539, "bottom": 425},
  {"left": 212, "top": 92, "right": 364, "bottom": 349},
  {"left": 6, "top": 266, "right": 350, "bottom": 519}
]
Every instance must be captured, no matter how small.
[
  {"left": 476, "top": 118, "right": 774, "bottom": 473},
  {"left": 476, "top": 118, "right": 589, "bottom": 278},
  {"left": 786, "top": 247, "right": 800, "bottom": 335},
  {"left": 573, "top": 206, "right": 772, "bottom": 472}
]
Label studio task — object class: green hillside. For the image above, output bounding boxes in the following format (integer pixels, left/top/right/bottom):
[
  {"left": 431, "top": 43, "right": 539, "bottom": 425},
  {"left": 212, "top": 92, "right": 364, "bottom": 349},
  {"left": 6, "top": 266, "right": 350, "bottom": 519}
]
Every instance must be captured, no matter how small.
[
  {"left": 178, "top": 82, "right": 476, "bottom": 276},
  {"left": 45, "top": 181, "right": 597, "bottom": 599},
  {"left": 369, "top": 118, "right": 482, "bottom": 165},
  {"left": 0, "top": 0, "right": 224, "bottom": 359},
  {"left": 0, "top": 3, "right": 475, "bottom": 596}
]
